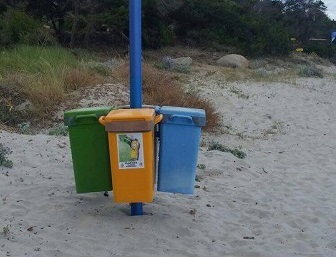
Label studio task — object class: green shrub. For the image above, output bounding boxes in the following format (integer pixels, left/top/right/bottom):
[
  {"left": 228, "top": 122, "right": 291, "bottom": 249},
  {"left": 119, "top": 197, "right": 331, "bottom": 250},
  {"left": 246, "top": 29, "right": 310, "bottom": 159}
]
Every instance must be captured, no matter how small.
[
  {"left": 229, "top": 86, "right": 249, "bottom": 99},
  {"left": 0, "top": 9, "right": 42, "bottom": 45},
  {"left": 0, "top": 143, "right": 13, "bottom": 168},
  {"left": 298, "top": 65, "right": 323, "bottom": 78},
  {"left": 242, "top": 19, "right": 291, "bottom": 57},
  {"left": 142, "top": 0, "right": 175, "bottom": 49},
  {"left": 208, "top": 142, "right": 246, "bottom": 159},
  {"left": 304, "top": 42, "right": 336, "bottom": 59},
  {"left": 197, "top": 164, "right": 206, "bottom": 170},
  {"left": 24, "top": 27, "right": 58, "bottom": 46},
  {"left": 2, "top": 225, "right": 10, "bottom": 237},
  {"left": 48, "top": 125, "right": 68, "bottom": 136},
  {"left": 17, "top": 122, "right": 31, "bottom": 134}
]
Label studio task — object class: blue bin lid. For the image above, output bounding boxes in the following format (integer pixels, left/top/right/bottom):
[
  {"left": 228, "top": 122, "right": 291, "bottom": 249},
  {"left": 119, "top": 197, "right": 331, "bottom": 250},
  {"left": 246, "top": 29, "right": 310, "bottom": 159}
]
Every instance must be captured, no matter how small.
[{"left": 158, "top": 106, "right": 206, "bottom": 127}]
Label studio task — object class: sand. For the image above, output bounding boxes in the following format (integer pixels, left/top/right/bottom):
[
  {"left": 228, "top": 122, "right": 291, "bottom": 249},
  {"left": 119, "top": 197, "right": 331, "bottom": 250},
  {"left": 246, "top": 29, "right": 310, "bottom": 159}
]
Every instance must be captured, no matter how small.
[{"left": 1, "top": 61, "right": 336, "bottom": 257}]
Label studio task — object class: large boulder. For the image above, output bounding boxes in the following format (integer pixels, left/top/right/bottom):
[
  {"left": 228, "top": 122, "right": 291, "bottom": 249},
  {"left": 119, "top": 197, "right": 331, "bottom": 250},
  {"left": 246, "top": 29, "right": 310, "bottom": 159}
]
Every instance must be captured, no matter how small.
[
  {"left": 162, "top": 56, "right": 192, "bottom": 73},
  {"left": 216, "top": 54, "right": 249, "bottom": 69}
]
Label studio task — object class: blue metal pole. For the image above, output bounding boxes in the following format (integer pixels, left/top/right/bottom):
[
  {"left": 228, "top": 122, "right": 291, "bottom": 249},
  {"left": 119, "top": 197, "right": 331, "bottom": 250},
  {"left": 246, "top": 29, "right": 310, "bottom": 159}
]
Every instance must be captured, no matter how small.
[
  {"left": 129, "top": 0, "right": 143, "bottom": 216},
  {"left": 129, "top": 0, "right": 142, "bottom": 109}
]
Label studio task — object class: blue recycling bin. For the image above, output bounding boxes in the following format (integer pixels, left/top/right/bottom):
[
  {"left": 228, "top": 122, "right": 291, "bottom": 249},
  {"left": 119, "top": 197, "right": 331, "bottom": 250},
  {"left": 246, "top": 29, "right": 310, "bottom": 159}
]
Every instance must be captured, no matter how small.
[{"left": 157, "top": 106, "right": 206, "bottom": 194}]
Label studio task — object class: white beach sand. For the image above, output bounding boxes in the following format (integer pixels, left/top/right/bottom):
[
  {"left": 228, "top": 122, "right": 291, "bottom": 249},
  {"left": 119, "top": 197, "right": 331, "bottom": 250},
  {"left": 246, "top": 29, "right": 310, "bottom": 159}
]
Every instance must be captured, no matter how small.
[{"left": 1, "top": 62, "right": 336, "bottom": 257}]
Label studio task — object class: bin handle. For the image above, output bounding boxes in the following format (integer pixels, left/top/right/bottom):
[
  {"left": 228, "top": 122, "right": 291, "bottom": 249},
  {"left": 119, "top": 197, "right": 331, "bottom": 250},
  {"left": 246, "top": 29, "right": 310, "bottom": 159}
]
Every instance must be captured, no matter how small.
[
  {"left": 66, "top": 114, "right": 102, "bottom": 126},
  {"left": 117, "top": 104, "right": 157, "bottom": 109},
  {"left": 154, "top": 114, "right": 163, "bottom": 125},
  {"left": 169, "top": 114, "right": 193, "bottom": 123},
  {"left": 98, "top": 116, "right": 106, "bottom": 126},
  {"left": 73, "top": 114, "right": 100, "bottom": 121}
]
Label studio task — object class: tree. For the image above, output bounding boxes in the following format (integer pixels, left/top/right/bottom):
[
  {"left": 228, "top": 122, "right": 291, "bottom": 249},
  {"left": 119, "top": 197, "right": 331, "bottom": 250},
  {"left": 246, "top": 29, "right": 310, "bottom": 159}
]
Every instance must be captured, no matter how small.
[
  {"left": 253, "top": 0, "right": 284, "bottom": 22},
  {"left": 170, "top": 0, "right": 243, "bottom": 45},
  {"left": 26, "top": 0, "right": 129, "bottom": 47},
  {"left": 283, "top": 0, "right": 329, "bottom": 42},
  {"left": 26, "top": 0, "right": 71, "bottom": 43}
]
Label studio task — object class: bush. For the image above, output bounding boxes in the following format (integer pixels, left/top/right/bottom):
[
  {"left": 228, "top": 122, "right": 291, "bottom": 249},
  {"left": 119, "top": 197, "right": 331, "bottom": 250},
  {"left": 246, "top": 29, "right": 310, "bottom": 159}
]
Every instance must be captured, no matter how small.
[
  {"left": 142, "top": 0, "right": 175, "bottom": 48},
  {"left": 48, "top": 125, "right": 68, "bottom": 136},
  {"left": 0, "top": 9, "right": 42, "bottom": 45},
  {"left": 24, "top": 27, "right": 58, "bottom": 46},
  {"left": 0, "top": 143, "right": 13, "bottom": 168},
  {"left": 304, "top": 42, "right": 336, "bottom": 60},
  {"left": 241, "top": 18, "right": 291, "bottom": 57},
  {"left": 208, "top": 142, "right": 246, "bottom": 159},
  {"left": 298, "top": 64, "right": 323, "bottom": 78},
  {"left": 171, "top": 0, "right": 243, "bottom": 46}
]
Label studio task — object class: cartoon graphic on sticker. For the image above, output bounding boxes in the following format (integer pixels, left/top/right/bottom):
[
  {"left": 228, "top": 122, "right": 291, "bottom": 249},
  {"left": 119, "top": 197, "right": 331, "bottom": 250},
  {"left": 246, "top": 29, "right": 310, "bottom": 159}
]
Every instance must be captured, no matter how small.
[
  {"left": 130, "top": 139, "right": 140, "bottom": 160},
  {"left": 117, "top": 133, "right": 144, "bottom": 169}
]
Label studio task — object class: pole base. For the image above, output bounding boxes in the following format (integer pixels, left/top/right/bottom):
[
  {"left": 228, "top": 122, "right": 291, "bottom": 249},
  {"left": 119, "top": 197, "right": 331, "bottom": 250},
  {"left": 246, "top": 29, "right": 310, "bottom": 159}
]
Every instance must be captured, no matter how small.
[{"left": 131, "top": 203, "right": 143, "bottom": 216}]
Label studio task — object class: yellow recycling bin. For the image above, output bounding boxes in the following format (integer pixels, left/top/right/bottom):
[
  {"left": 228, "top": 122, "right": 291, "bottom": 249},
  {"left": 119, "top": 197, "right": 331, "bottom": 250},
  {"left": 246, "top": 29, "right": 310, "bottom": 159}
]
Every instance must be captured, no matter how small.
[{"left": 99, "top": 108, "right": 162, "bottom": 203}]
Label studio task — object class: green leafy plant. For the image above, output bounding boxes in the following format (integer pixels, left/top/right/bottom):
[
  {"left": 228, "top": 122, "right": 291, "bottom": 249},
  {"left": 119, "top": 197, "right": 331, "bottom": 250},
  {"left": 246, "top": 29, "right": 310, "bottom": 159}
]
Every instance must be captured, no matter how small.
[
  {"left": 298, "top": 65, "right": 323, "bottom": 78},
  {"left": 48, "top": 125, "right": 68, "bottom": 136},
  {"left": 17, "top": 122, "right": 31, "bottom": 135},
  {"left": 0, "top": 9, "right": 42, "bottom": 45},
  {"left": 3, "top": 225, "right": 10, "bottom": 235},
  {"left": 195, "top": 175, "right": 202, "bottom": 182},
  {"left": 0, "top": 143, "right": 13, "bottom": 168},
  {"left": 208, "top": 142, "right": 246, "bottom": 159},
  {"left": 197, "top": 164, "right": 206, "bottom": 170},
  {"left": 229, "top": 86, "right": 249, "bottom": 99}
]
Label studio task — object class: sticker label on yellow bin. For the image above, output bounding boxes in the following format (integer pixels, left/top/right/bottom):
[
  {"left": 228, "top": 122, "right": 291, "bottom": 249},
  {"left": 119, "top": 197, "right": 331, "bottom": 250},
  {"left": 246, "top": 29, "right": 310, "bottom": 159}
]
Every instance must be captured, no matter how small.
[{"left": 117, "top": 133, "right": 144, "bottom": 169}]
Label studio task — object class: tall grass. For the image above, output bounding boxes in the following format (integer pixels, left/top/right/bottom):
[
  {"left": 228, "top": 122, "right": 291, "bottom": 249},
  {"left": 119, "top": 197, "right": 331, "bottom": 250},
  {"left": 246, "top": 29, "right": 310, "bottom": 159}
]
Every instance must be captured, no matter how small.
[
  {"left": 0, "top": 45, "right": 78, "bottom": 74},
  {"left": 1, "top": 45, "right": 220, "bottom": 131},
  {"left": 0, "top": 45, "right": 103, "bottom": 115}
]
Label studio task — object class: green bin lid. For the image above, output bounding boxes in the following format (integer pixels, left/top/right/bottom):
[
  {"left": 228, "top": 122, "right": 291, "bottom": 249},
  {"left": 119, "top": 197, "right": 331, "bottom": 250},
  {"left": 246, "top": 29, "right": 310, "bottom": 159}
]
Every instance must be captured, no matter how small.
[{"left": 64, "top": 106, "right": 114, "bottom": 126}]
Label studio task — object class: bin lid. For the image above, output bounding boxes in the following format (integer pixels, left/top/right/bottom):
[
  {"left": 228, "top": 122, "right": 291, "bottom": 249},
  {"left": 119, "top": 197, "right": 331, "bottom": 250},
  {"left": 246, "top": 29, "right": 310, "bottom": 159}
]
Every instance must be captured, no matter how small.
[
  {"left": 103, "top": 108, "right": 155, "bottom": 122},
  {"left": 158, "top": 106, "right": 206, "bottom": 127},
  {"left": 64, "top": 106, "right": 114, "bottom": 126},
  {"left": 102, "top": 108, "right": 156, "bottom": 132}
]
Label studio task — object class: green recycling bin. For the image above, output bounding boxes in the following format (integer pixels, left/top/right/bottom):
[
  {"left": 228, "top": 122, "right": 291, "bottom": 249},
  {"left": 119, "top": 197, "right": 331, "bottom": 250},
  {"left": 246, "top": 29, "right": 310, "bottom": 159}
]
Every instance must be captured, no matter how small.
[{"left": 64, "top": 107, "right": 113, "bottom": 193}]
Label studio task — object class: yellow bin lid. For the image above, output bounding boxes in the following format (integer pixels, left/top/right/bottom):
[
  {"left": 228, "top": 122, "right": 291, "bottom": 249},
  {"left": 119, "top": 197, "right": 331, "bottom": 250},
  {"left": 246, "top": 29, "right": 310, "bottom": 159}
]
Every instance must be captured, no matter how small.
[
  {"left": 99, "top": 108, "right": 161, "bottom": 132},
  {"left": 104, "top": 108, "right": 155, "bottom": 122}
]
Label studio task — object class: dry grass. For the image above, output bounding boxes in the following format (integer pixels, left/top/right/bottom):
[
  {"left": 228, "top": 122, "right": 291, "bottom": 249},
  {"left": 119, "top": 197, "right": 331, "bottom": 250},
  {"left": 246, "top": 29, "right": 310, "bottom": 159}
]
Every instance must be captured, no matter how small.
[
  {"left": 25, "top": 77, "right": 65, "bottom": 110},
  {"left": 113, "top": 63, "right": 220, "bottom": 131},
  {"left": 3, "top": 67, "right": 103, "bottom": 118},
  {"left": 0, "top": 45, "right": 107, "bottom": 120},
  {"left": 64, "top": 68, "right": 103, "bottom": 91},
  {"left": 4, "top": 72, "right": 64, "bottom": 116}
]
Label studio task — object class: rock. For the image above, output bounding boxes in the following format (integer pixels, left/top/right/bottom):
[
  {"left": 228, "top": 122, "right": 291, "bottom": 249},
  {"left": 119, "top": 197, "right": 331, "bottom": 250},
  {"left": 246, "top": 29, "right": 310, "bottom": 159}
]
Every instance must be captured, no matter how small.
[
  {"left": 173, "top": 56, "right": 192, "bottom": 66},
  {"left": 216, "top": 54, "right": 249, "bottom": 69},
  {"left": 15, "top": 100, "right": 33, "bottom": 112},
  {"left": 162, "top": 56, "right": 192, "bottom": 73}
]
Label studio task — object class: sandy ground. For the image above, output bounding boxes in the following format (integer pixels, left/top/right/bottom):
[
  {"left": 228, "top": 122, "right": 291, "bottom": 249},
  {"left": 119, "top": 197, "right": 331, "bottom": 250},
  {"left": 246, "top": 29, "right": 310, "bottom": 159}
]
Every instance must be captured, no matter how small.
[{"left": 1, "top": 60, "right": 336, "bottom": 257}]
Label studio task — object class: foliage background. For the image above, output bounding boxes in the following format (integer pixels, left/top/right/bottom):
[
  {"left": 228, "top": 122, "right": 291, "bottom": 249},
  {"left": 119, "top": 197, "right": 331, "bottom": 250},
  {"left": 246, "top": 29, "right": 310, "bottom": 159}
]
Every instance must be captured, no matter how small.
[{"left": 0, "top": 0, "right": 336, "bottom": 58}]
